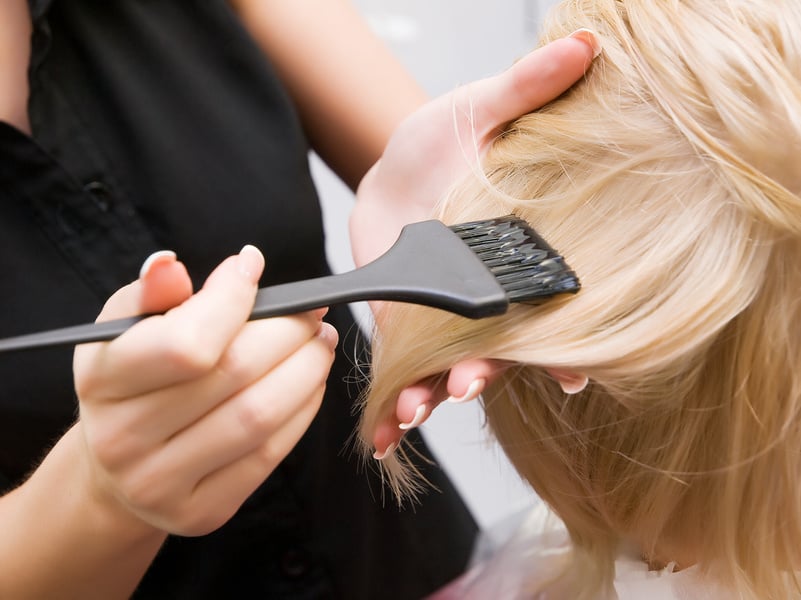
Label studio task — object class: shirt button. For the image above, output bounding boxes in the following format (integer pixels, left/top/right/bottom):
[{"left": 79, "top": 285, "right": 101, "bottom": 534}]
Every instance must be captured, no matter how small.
[
  {"left": 280, "top": 548, "right": 311, "bottom": 579},
  {"left": 83, "top": 180, "right": 113, "bottom": 212}
]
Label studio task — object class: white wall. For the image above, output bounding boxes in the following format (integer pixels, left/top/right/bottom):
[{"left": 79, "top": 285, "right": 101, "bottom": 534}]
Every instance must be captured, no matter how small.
[{"left": 313, "top": 0, "right": 557, "bottom": 531}]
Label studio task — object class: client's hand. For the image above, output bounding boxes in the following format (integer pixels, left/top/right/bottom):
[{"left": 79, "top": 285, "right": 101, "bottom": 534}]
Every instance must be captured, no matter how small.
[
  {"left": 73, "top": 247, "right": 337, "bottom": 535},
  {"left": 350, "top": 29, "right": 601, "bottom": 270}
]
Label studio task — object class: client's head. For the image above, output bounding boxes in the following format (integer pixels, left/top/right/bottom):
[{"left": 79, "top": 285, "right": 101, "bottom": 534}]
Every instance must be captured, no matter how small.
[{"left": 359, "top": 0, "right": 801, "bottom": 597}]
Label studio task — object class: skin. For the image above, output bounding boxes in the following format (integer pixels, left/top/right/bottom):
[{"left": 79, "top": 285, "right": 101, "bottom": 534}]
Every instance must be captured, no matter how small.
[
  {"left": 229, "top": 0, "right": 428, "bottom": 190},
  {"left": 0, "top": 0, "right": 31, "bottom": 133},
  {"left": 0, "top": 0, "right": 598, "bottom": 596}
]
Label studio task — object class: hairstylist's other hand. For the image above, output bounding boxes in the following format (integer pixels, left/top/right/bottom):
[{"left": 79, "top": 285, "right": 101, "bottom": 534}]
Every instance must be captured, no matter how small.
[
  {"left": 371, "top": 361, "right": 588, "bottom": 460},
  {"left": 73, "top": 247, "right": 338, "bottom": 536},
  {"left": 355, "top": 30, "right": 601, "bottom": 460},
  {"left": 350, "top": 29, "right": 601, "bottom": 270}
]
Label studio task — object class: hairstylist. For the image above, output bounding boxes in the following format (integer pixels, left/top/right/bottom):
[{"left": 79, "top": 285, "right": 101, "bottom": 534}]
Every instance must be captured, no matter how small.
[{"left": 0, "top": 0, "right": 599, "bottom": 597}]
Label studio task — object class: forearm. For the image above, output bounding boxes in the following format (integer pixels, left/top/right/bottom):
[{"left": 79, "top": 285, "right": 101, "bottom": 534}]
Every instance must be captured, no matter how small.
[
  {"left": 0, "top": 0, "right": 32, "bottom": 133},
  {"left": 0, "top": 425, "right": 166, "bottom": 599},
  {"left": 230, "top": 0, "right": 427, "bottom": 188}
]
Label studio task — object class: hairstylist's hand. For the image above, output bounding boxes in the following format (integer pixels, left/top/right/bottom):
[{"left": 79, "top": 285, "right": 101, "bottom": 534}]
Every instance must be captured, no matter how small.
[
  {"left": 73, "top": 247, "right": 337, "bottom": 536},
  {"left": 350, "top": 29, "right": 601, "bottom": 269},
  {"left": 356, "top": 30, "right": 601, "bottom": 460}
]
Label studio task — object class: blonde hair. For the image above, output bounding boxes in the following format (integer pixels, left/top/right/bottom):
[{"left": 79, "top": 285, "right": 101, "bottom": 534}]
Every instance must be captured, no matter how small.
[{"left": 359, "top": 0, "right": 801, "bottom": 597}]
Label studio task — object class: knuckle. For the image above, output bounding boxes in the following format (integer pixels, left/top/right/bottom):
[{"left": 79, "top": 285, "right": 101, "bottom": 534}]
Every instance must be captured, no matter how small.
[
  {"left": 253, "top": 448, "right": 275, "bottom": 470},
  {"left": 160, "top": 326, "right": 221, "bottom": 375},
  {"left": 118, "top": 466, "right": 167, "bottom": 512},
  {"left": 234, "top": 393, "right": 277, "bottom": 438},
  {"left": 74, "top": 371, "right": 101, "bottom": 400},
  {"left": 85, "top": 422, "right": 134, "bottom": 470},
  {"left": 253, "top": 441, "right": 285, "bottom": 474},
  {"left": 74, "top": 352, "right": 110, "bottom": 399},
  {"left": 215, "top": 341, "right": 253, "bottom": 383}
]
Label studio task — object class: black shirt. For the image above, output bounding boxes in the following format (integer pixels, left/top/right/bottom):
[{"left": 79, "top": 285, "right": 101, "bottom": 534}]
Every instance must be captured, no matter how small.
[{"left": 0, "top": 1, "right": 477, "bottom": 597}]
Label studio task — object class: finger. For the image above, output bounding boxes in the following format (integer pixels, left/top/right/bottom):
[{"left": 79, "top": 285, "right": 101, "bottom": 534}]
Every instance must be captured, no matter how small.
[
  {"left": 373, "top": 358, "right": 509, "bottom": 453},
  {"left": 545, "top": 368, "right": 589, "bottom": 394},
  {"left": 138, "top": 251, "right": 193, "bottom": 314},
  {"left": 372, "top": 422, "right": 401, "bottom": 461},
  {"left": 397, "top": 359, "right": 504, "bottom": 419},
  {"left": 154, "top": 323, "right": 336, "bottom": 483},
  {"left": 463, "top": 31, "right": 601, "bottom": 141},
  {"left": 105, "top": 326, "right": 335, "bottom": 532},
  {"left": 397, "top": 381, "right": 438, "bottom": 430},
  {"left": 372, "top": 379, "right": 441, "bottom": 460},
  {"left": 140, "top": 315, "right": 328, "bottom": 441},
  {"left": 174, "top": 389, "right": 327, "bottom": 536},
  {"left": 127, "top": 244, "right": 265, "bottom": 360},
  {"left": 82, "top": 246, "right": 266, "bottom": 396},
  {"left": 91, "top": 251, "right": 193, "bottom": 323},
  {"left": 81, "top": 315, "right": 329, "bottom": 465},
  {"left": 74, "top": 252, "right": 192, "bottom": 394},
  {"left": 445, "top": 359, "right": 508, "bottom": 401}
]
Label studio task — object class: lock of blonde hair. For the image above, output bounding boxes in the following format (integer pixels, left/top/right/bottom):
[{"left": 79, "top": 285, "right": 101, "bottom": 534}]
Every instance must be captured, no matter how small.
[{"left": 360, "top": 1, "right": 801, "bottom": 597}]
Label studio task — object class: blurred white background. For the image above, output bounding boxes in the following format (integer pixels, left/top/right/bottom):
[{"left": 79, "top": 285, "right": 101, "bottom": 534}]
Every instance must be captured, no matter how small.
[{"left": 313, "top": 0, "right": 557, "bottom": 531}]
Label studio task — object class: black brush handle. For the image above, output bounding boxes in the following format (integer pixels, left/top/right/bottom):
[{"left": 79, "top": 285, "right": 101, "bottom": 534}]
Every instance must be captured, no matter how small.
[
  {"left": 252, "top": 221, "right": 508, "bottom": 318},
  {"left": 0, "top": 221, "right": 510, "bottom": 353}
]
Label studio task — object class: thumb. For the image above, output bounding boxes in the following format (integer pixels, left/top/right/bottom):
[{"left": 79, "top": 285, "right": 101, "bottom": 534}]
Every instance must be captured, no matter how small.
[
  {"left": 96, "top": 251, "right": 193, "bottom": 322},
  {"left": 464, "top": 30, "right": 601, "bottom": 143}
]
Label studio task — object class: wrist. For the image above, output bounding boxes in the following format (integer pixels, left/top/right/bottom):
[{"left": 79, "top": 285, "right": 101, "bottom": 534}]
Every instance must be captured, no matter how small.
[
  {"left": 66, "top": 424, "right": 166, "bottom": 544},
  {"left": 0, "top": 424, "right": 166, "bottom": 598}
]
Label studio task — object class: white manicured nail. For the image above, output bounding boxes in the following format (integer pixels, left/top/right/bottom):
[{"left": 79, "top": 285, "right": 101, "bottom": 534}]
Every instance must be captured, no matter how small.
[
  {"left": 238, "top": 244, "right": 264, "bottom": 281},
  {"left": 139, "top": 250, "right": 176, "bottom": 279},
  {"left": 560, "top": 374, "right": 589, "bottom": 395},
  {"left": 569, "top": 28, "right": 602, "bottom": 59},
  {"left": 398, "top": 405, "right": 427, "bottom": 430},
  {"left": 373, "top": 442, "right": 397, "bottom": 461},
  {"left": 446, "top": 378, "right": 486, "bottom": 404}
]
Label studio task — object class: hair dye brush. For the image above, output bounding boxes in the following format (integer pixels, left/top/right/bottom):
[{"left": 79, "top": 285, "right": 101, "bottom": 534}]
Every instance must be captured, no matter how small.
[{"left": 0, "top": 215, "right": 579, "bottom": 353}]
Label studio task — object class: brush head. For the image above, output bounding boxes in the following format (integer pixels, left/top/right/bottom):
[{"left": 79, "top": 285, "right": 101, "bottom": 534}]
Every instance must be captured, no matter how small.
[{"left": 449, "top": 215, "right": 581, "bottom": 303}]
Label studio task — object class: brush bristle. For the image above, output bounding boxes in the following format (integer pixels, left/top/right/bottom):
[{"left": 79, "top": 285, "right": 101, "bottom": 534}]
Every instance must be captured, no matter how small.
[{"left": 449, "top": 215, "right": 581, "bottom": 303}]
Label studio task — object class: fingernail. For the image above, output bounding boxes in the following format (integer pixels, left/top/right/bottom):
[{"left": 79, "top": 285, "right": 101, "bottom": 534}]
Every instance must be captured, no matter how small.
[
  {"left": 373, "top": 442, "right": 397, "bottom": 461},
  {"left": 139, "top": 250, "right": 176, "bottom": 279},
  {"left": 398, "top": 405, "right": 427, "bottom": 431},
  {"left": 316, "top": 322, "right": 339, "bottom": 352},
  {"left": 446, "top": 378, "right": 486, "bottom": 404},
  {"left": 569, "top": 28, "right": 602, "bottom": 59},
  {"left": 561, "top": 374, "right": 589, "bottom": 395},
  {"left": 238, "top": 244, "right": 265, "bottom": 282}
]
